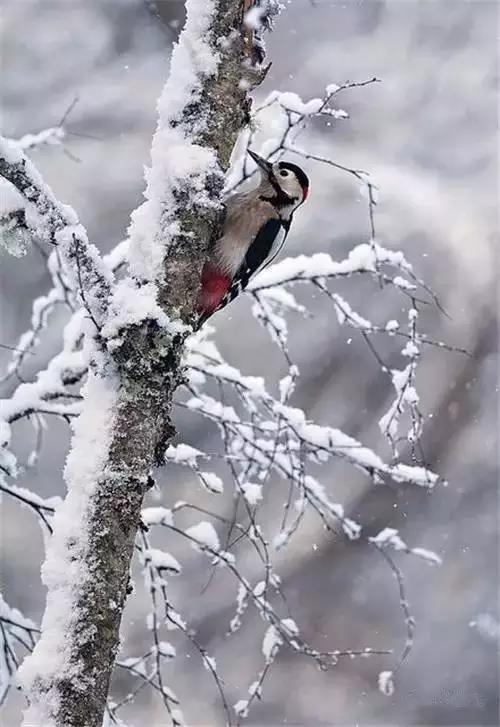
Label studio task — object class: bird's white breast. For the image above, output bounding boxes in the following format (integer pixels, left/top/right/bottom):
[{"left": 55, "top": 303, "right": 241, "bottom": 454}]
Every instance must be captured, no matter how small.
[{"left": 210, "top": 194, "right": 281, "bottom": 277}]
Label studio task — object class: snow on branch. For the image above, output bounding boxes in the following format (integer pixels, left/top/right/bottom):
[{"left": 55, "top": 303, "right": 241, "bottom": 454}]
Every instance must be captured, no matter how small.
[
  {"left": 0, "top": 138, "right": 112, "bottom": 333},
  {"left": 5, "top": 96, "right": 80, "bottom": 155},
  {"left": 0, "top": 241, "right": 129, "bottom": 386},
  {"left": 0, "top": 99, "right": 82, "bottom": 257},
  {"left": 0, "top": 594, "right": 39, "bottom": 706},
  {"left": 126, "top": 509, "right": 391, "bottom": 724}
]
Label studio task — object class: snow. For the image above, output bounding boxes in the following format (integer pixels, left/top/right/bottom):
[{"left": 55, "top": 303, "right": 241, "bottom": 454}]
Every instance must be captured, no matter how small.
[
  {"left": 342, "top": 517, "right": 362, "bottom": 540},
  {"left": 164, "top": 443, "right": 204, "bottom": 467},
  {"left": 103, "top": 237, "right": 129, "bottom": 271},
  {"left": 0, "top": 136, "right": 24, "bottom": 164},
  {"left": 0, "top": 418, "right": 16, "bottom": 478},
  {"left": 281, "top": 618, "right": 299, "bottom": 636},
  {"left": 402, "top": 341, "right": 419, "bottom": 358},
  {"left": 410, "top": 547, "right": 442, "bottom": 565},
  {"left": 53, "top": 225, "right": 112, "bottom": 327},
  {"left": 202, "top": 654, "right": 217, "bottom": 673},
  {"left": 279, "top": 371, "right": 297, "bottom": 402},
  {"left": 127, "top": 0, "right": 222, "bottom": 283},
  {"left": 1, "top": 136, "right": 113, "bottom": 337},
  {"left": 273, "top": 531, "right": 290, "bottom": 550},
  {"left": 252, "top": 296, "right": 288, "bottom": 347},
  {"left": 166, "top": 609, "right": 186, "bottom": 632},
  {"left": 275, "top": 403, "right": 388, "bottom": 474},
  {"left": 379, "top": 365, "right": 412, "bottom": 440},
  {"left": 326, "top": 107, "right": 349, "bottom": 119},
  {"left": 101, "top": 279, "right": 185, "bottom": 345},
  {"left": 0, "top": 137, "right": 78, "bottom": 238},
  {"left": 469, "top": 613, "right": 500, "bottom": 643},
  {"left": 0, "top": 158, "right": 56, "bottom": 252},
  {"left": 0, "top": 284, "right": 74, "bottom": 381},
  {"left": 258, "top": 287, "right": 305, "bottom": 313},
  {"left": 0, "top": 183, "right": 31, "bottom": 257},
  {"left": 119, "top": 656, "right": 147, "bottom": 676},
  {"left": 61, "top": 374, "right": 118, "bottom": 495},
  {"left": 157, "top": 641, "right": 177, "bottom": 659},
  {"left": 332, "top": 293, "right": 372, "bottom": 329},
  {"left": 229, "top": 582, "right": 250, "bottom": 634},
  {"left": 378, "top": 670, "right": 395, "bottom": 696},
  {"left": 234, "top": 699, "right": 249, "bottom": 718},
  {"left": 186, "top": 378, "right": 439, "bottom": 489},
  {"left": 18, "top": 368, "right": 119, "bottom": 726},
  {"left": 276, "top": 92, "right": 323, "bottom": 116},
  {"left": 248, "top": 242, "right": 404, "bottom": 290},
  {"left": 390, "top": 463, "right": 439, "bottom": 488},
  {"left": 198, "top": 471, "right": 224, "bottom": 494},
  {"left": 185, "top": 521, "right": 220, "bottom": 552},
  {"left": 186, "top": 394, "right": 239, "bottom": 424},
  {"left": 369, "top": 527, "right": 442, "bottom": 564},
  {"left": 0, "top": 419, "right": 10, "bottom": 448},
  {"left": 253, "top": 581, "right": 266, "bottom": 597},
  {"left": 142, "top": 548, "right": 182, "bottom": 575},
  {"left": 244, "top": 6, "right": 265, "bottom": 29},
  {"left": 370, "top": 527, "right": 405, "bottom": 549},
  {"left": 199, "top": 362, "right": 267, "bottom": 398},
  {"left": 1, "top": 482, "right": 60, "bottom": 515},
  {"left": 0, "top": 595, "right": 38, "bottom": 703},
  {"left": 248, "top": 680, "right": 262, "bottom": 698},
  {"left": 15, "top": 126, "right": 65, "bottom": 151},
  {"left": 262, "top": 625, "right": 282, "bottom": 663},
  {"left": 158, "top": 0, "right": 219, "bottom": 120},
  {"left": 141, "top": 507, "right": 174, "bottom": 527},
  {"left": 326, "top": 83, "right": 341, "bottom": 95},
  {"left": 241, "top": 482, "right": 263, "bottom": 505},
  {"left": 404, "top": 386, "right": 419, "bottom": 405},
  {"left": 393, "top": 275, "right": 416, "bottom": 291}
]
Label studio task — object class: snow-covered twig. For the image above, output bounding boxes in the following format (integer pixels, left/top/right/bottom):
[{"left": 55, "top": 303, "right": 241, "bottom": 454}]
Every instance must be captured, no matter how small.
[
  {"left": 0, "top": 594, "right": 39, "bottom": 706},
  {"left": 0, "top": 138, "right": 112, "bottom": 332}
]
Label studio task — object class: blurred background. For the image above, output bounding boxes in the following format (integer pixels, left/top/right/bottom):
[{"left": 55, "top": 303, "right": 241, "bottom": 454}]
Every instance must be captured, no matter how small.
[{"left": 1, "top": 1, "right": 498, "bottom": 725}]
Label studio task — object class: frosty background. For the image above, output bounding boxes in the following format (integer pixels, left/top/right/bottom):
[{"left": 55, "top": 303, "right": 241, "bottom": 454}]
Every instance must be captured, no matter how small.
[{"left": 1, "top": 1, "right": 498, "bottom": 725}]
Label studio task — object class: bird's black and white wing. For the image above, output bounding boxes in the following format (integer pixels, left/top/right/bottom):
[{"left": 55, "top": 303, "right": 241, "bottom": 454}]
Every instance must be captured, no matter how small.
[{"left": 217, "top": 217, "right": 290, "bottom": 312}]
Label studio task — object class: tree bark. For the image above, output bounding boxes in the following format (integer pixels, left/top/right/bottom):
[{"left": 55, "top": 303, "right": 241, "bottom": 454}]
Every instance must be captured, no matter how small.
[{"left": 18, "top": 2, "right": 268, "bottom": 725}]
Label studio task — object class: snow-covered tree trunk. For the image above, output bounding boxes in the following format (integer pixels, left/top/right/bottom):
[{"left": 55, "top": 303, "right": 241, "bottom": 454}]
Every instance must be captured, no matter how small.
[{"left": 15, "top": 2, "right": 268, "bottom": 725}]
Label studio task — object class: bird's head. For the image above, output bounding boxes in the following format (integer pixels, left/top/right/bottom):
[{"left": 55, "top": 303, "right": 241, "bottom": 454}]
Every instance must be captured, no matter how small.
[{"left": 248, "top": 150, "right": 309, "bottom": 216}]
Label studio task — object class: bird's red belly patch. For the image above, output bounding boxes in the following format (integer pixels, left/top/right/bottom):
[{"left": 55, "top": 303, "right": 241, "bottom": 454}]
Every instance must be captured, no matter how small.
[{"left": 198, "top": 265, "right": 231, "bottom": 317}]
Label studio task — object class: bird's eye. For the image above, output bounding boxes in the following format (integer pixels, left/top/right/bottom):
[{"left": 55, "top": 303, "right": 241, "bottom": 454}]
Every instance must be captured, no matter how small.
[{"left": 279, "top": 170, "right": 289, "bottom": 177}]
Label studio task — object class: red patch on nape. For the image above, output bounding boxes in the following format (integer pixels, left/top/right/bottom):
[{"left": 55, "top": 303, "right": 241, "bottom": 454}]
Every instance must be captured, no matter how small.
[{"left": 302, "top": 186, "right": 309, "bottom": 201}]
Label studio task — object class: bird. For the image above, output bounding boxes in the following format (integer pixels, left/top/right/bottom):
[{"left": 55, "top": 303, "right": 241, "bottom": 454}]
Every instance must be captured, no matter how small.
[{"left": 197, "top": 150, "right": 309, "bottom": 326}]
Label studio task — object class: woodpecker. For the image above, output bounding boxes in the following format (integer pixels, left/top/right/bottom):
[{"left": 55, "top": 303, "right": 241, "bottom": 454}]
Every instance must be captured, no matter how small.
[{"left": 197, "top": 150, "right": 309, "bottom": 325}]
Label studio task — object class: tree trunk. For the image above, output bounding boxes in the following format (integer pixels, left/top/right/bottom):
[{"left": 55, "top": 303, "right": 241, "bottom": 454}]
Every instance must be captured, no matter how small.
[{"left": 19, "top": 2, "right": 268, "bottom": 725}]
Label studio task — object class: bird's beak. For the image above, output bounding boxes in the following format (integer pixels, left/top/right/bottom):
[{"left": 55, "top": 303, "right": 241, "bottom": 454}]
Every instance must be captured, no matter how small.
[{"left": 248, "top": 149, "right": 273, "bottom": 177}]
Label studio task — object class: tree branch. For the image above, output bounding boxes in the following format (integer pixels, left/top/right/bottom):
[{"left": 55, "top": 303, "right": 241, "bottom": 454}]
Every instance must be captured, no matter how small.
[{"left": 0, "top": 138, "right": 112, "bottom": 329}]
